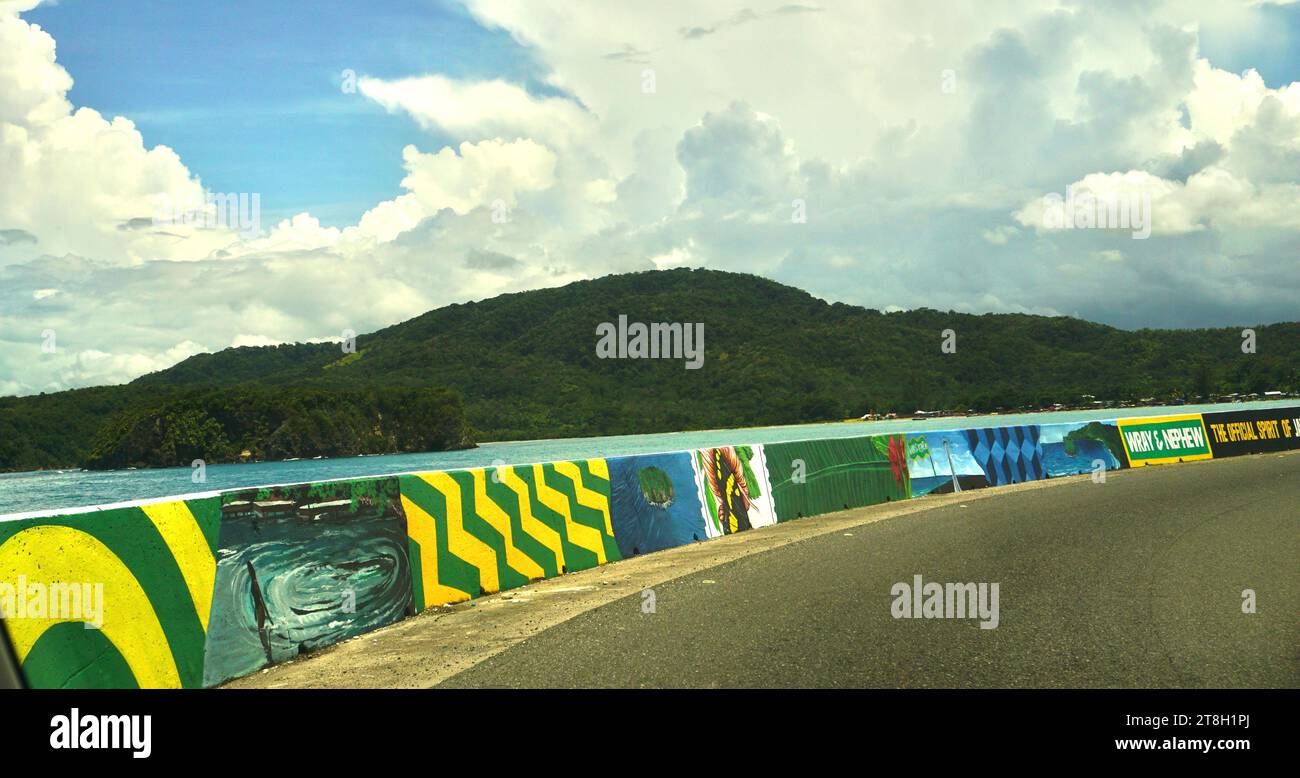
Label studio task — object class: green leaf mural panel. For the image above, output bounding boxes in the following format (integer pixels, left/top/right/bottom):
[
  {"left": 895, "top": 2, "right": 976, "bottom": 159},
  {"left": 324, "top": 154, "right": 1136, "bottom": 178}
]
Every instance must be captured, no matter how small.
[{"left": 764, "top": 435, "right": 911, "bottom": 521}]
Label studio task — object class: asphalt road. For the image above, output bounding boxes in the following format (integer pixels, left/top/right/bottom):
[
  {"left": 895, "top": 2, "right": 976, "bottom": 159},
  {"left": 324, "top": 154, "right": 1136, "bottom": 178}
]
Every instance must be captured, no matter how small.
[{"left": 439, "top": 454, "right": 1299, "bottom": 688}]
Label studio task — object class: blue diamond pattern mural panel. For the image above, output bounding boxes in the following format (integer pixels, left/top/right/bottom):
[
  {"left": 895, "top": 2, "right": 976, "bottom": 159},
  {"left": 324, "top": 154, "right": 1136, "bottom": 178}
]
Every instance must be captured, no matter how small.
[{"left": 963, "top": 425, "right": 1044, "bottom": 486}]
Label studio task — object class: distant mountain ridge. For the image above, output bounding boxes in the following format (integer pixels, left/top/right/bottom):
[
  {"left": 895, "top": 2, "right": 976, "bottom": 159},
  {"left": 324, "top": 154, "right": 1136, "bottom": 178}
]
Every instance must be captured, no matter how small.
[{"left": 2, "top": 268, "right": 1297, "bottom": 471}]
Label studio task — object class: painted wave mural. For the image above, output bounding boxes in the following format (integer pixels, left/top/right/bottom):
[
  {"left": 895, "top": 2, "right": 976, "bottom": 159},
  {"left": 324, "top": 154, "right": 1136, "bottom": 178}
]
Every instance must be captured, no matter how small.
[{"left": 201, "top": 477, "right": 413, "bottom": 687}]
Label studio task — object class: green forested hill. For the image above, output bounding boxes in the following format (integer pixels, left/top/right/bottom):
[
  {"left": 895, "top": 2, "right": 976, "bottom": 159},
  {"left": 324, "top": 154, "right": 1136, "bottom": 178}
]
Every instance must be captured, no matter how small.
[{"left": 3, "top": 268, "right": 1297, "bottom": 470}]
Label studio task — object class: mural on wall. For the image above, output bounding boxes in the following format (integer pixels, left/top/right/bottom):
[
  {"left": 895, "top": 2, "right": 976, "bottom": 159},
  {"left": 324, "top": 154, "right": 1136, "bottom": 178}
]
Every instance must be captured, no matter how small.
[
  {"left": 400, "top": 459, "right": 620, "bottom": 610},
  {"left": 906, "top": 425, "right": 1048, "bottom": 494},
  {"left": 201, "top": 477, "right": 413, "bottom": 687},
  {"left": 0, "top": 497, "right": 222, "bottom": 689},
  {"left": 608, "top": 451, "right": 708, "bottom": 557},
  {"left": 1038, "top": 420, "right": 1129, "bottom": 476},
  {"left": 963, "top": 425, "right": 1045, "bottom": 487},
  {"left": 694, "top": 445, "right": 778, "bottom": 538},
  {"left": 905, "top": 431, "right": 992, "bottom": 497},
  {"left": 1117, "top": 414, "right": 1212, "bottom": 467},
  {"left": 764, "top": 434, "right": 911, "bottom": 522},
  {"left": 1203, "top": 407, "right": 1300, "bottom": 457},
  {"left": 10, "top": 406, "right": 1300, "bottom": 690}
]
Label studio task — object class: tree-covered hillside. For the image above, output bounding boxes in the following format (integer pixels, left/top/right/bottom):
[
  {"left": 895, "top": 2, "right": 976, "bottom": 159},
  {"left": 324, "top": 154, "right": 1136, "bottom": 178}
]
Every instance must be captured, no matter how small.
[{"left": 3, "top": 268, "right": 1297, "bottom": 471}]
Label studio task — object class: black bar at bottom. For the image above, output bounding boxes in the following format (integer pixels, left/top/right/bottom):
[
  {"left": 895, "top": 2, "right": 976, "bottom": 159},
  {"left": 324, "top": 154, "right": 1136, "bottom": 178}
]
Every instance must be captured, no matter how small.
[{"left": 0, "top": 688, "right": 1287, "bottom": 764}]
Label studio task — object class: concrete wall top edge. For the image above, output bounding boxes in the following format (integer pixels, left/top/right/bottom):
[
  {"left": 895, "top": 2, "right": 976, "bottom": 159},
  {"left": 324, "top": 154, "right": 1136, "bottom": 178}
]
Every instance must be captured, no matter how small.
[{"left": 0, "top": 489, "right": 223, "bottom": 524}]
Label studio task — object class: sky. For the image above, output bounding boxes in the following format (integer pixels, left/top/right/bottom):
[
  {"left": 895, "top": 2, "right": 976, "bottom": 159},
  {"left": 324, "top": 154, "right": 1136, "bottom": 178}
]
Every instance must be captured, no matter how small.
[{"left": 1, "top": 0, "right": 1298, "bottom": 396}]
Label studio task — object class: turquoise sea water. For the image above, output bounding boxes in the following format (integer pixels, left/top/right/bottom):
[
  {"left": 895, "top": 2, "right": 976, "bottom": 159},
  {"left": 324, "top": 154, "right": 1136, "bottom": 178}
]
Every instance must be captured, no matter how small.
[{"left": 1, "top": 400, "right": 1294, "bottom": 518}]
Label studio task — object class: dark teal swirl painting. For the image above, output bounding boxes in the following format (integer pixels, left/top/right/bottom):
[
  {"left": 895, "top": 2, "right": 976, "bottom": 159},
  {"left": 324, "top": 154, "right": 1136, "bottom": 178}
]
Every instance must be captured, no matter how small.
[{"left": 201, "top": 477, "right": 413, "bottom": 687}]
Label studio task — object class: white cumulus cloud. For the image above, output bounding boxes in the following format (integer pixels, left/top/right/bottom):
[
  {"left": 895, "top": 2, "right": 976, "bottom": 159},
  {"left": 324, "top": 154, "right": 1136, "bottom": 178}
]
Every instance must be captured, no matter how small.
[{"left": 1, "top": 0, "right": 1299, "bottom": 395}]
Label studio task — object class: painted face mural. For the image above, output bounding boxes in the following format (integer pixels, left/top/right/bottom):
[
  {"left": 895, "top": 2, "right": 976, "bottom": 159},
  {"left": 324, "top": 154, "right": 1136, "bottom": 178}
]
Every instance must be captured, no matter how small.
[
  {"left": 694, "top": 445, "right": 778, "bottom": 538},
  {"left": 702, "top": 447, "right": 752, "bottom": 534}
]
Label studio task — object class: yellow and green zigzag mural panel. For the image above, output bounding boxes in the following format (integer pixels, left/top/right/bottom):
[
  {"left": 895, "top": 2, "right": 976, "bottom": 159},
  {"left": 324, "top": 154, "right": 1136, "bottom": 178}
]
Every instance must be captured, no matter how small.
[
  {"left": 400, "top": 460, "right": 621, "bottom": 610},
  {"left": 0, "top": 498, "right": 221, "bottom": 689}
]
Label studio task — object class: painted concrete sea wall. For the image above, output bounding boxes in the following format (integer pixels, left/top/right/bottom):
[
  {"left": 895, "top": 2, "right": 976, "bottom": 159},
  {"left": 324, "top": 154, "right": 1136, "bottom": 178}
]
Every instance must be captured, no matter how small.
[
  {"left": 2, "top": 406, "right": 1297, "bottom": 688},
  {"left": 1202, "top": 406, "right": 1300, "bottom": 456},
  {"left": 695, "top": 445, "right": 778, "bottom": 537},
  {"left": 766, "top": 435, "right": 911, "bottom": 521},
  {"left": 400, "top": 460, "right": 619, "bottom": 610},
  {"left": 202, "top": 476, "right": 414, "bottom": 687},
  {"left": 0, "top": 498, "right": 221, "bottom": 688},
  {"left": 608, "top": 452, "right": 708, "bottom": 557},
  {"left": 1117, "top": 414, "right": 1212, "bottom": 467}
]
